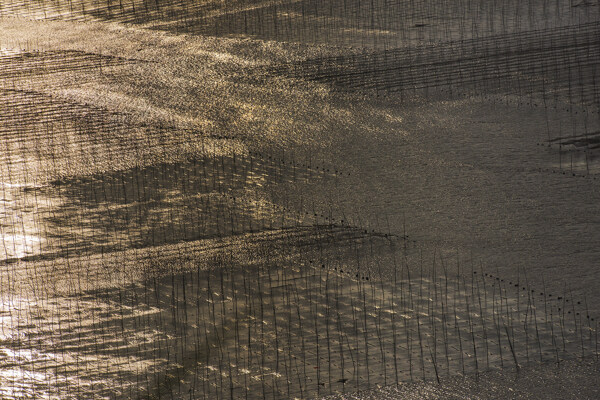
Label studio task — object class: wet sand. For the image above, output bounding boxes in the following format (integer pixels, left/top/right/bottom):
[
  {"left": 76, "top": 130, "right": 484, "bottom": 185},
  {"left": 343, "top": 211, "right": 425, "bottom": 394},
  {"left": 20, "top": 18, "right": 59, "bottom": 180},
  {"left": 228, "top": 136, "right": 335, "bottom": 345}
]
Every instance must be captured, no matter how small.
[{"left": 1, "top": 1, "right": 600, "bottom": 398}]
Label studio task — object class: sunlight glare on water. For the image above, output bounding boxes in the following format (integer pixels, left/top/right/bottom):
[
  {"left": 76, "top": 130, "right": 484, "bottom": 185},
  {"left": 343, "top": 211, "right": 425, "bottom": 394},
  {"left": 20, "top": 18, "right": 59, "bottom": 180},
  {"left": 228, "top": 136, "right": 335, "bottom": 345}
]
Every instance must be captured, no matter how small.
[{"left": 0, "top": 182, "right": 46, "bottom": 261}]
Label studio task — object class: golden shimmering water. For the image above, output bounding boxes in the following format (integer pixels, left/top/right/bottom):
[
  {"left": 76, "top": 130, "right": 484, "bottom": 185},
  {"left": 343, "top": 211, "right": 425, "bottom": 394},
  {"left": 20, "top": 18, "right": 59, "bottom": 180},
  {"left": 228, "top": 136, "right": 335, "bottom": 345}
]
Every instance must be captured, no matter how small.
[{"left": 1, "top": 1, "right": 600, "bottom": 398}]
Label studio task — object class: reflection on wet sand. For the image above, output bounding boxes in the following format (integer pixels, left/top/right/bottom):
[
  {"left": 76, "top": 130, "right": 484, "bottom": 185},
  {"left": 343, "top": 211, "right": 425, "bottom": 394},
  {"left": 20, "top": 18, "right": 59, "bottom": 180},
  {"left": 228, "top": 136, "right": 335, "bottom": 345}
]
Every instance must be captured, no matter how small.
[
  {"left": 1, "top": 247, "right": 596, "bottom": 399},
  {"left": 1, "top": 181, "right": 46, "bottom": 260},
  {"left": 1, "top": 0, "right": 600, "bottom": 398},
  {"left": 1, "top": 153, "right": 328, "bottom": 263}
]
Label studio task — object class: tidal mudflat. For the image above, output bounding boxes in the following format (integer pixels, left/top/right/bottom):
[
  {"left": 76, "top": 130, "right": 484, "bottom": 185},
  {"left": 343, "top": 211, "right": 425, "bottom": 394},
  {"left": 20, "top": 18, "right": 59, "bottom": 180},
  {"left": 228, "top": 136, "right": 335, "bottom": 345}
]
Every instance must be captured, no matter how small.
[{"left": 1, "top": 1, "right": 600, "bottom": 399}]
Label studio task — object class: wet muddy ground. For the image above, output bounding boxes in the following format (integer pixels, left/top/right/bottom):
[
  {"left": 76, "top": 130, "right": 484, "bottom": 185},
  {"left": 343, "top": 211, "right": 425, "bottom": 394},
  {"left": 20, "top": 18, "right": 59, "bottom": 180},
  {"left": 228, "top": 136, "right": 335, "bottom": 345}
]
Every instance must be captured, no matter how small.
[{"left": 1, "top": 1, "right": 600, "bottom": 399}]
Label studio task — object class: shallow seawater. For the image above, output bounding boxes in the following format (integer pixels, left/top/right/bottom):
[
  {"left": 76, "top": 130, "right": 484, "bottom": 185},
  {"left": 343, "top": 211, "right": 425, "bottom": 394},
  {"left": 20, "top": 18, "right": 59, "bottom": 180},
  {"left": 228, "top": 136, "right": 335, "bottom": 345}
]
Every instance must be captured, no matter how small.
[
  {"left": 0, "top": 1, "right": 599, "bottom": 399},
  {"left": 0, "top": 253, "right": 596, "bottom": 399},
  {"left": 0, "top": 181, "right": 47, "bottom": 260},
  {"left": 0, "top": 153, "right": 331, "bottom": 263}
]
